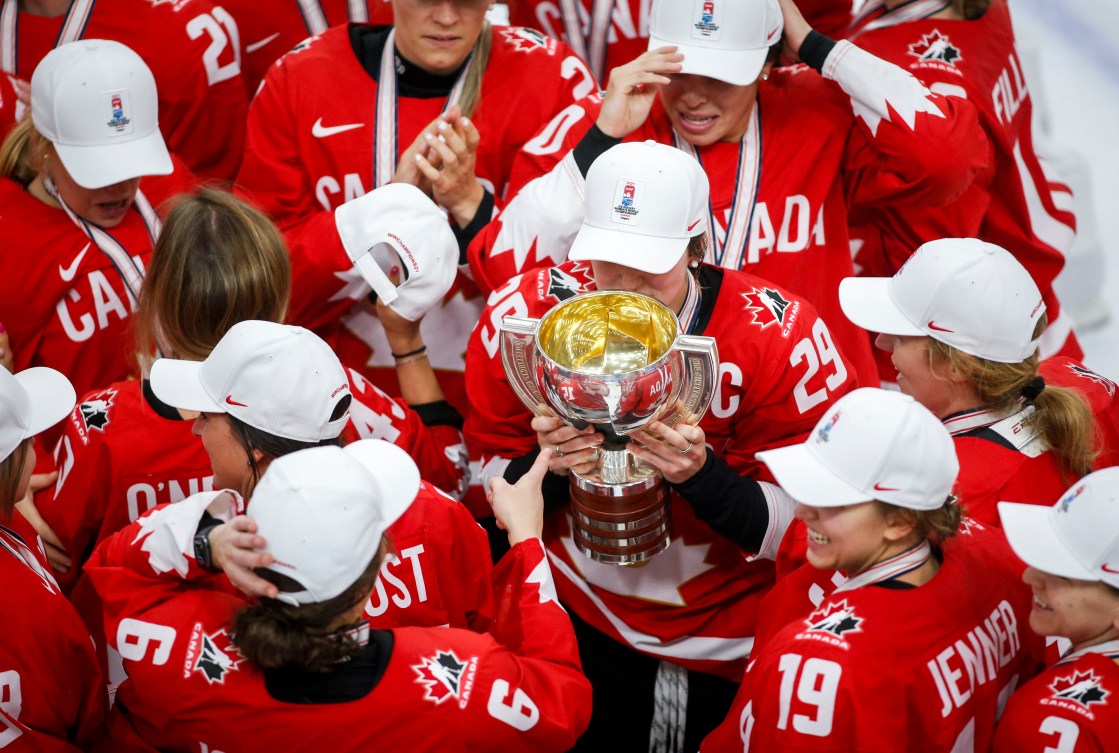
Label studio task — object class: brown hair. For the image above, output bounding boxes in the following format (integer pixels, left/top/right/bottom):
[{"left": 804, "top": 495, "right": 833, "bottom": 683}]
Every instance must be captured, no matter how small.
[
  {"left": 457, "top": 20, "right": 492, "bottom": 119},
  {"left": 0, "top": 439, "right": 31, "bottom": 520},
  {"left": 232, "top": 548, "right": 383, "bottom": 673},
  {"left": 878, "top": 497, "right": 964, "bottom": 544},
  {"left": 926, "top": 315, "right": 1097, "bottom": 482},
  {"left": 951, "top": 0, "right": 991, "bottom": 20},
  {"left": 0, "top": 116, "right": 46, "bottom": 187},
  {"left": 134, "top": 188, "right": 291, "bottom": 372}
]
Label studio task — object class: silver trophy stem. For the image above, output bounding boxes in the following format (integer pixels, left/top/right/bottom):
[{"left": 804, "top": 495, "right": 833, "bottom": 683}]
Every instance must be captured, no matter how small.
[{"left": 600, "top": 447, "right": 631, "bottom": 484}]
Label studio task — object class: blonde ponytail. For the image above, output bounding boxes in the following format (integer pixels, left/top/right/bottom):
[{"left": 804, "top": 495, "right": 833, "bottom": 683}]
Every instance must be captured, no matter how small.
[{"left": 457, "top": 21, "right": 492, "bottom": 119}]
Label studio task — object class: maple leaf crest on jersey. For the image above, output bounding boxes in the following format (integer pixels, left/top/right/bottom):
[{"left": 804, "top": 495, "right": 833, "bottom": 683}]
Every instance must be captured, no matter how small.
[
  {"left": 742, "top": 287, "right": 799, "bottom": 336},
  {"left": 547, "top": 268, "right": 584, "bottom": 301},
  {"left": 413, "top": 649, "right": 479, "bottom": 706},
  {"left": 1068, "top": 363, "right": 1117, "bottom": 397},
  {"left": 79, "top": 389, "right": 116, "bottom": 432},
  {"left": 183, "top": 624, "right": 242, "bottom": 685},
  {"left": 908, "top": 30, "right": 963, "bottom": 67},
  {"left": 500, "top": 27, "right": 555, "bottom": 54},
  {"left": 1049, "top": 669, "right": 1110, "bottom": 708},
  {"left": 805, "top": 600, "right": 863, "bottom": 638}
]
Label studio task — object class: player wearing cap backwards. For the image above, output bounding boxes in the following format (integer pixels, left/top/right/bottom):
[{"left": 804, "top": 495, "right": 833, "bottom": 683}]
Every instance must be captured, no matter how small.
[
  {"left": 839, "top": 238, "right": 1117, "bottom": 528},
  {"left": 703, "top": 388, "right": 1044, "bottom": 753},
  {"left": 0, "top": 0, "right": 247, "bottom": 181},
  {"left": 464, "top": 0, "right": 987, "bottom": 387},
  {"left": 0, "top": 366, "right": 108, "bottom": 750},
  {"left": 0, "top": 40, "right": 195, "bottom": 400},
  {"left": 465, "top": 140, "right": 858, "bottom": 751},
  {"left": 994, "top": 470, "right": 1119, "bottom": 753},
  {"left": 844, "top": 0, "right": 1081, "bottom": 367},
  {"left": 84, "top": 441, "right": 591, "bottom": 751},
  {"left": 235, "top": 0, "right": 599, "bottom": 417}
]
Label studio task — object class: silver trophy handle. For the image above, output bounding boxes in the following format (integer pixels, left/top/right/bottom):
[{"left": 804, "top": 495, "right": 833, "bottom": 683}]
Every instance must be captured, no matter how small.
[
  {"left": 660, "top": 334, "right": 719, "bottom": 429},
  {"left": 499, "top": 315, "right": 552, "bottom": 418}
]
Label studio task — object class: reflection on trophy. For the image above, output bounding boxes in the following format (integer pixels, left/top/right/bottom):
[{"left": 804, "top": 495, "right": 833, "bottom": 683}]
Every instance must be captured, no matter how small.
[{"left": 501, "top": 291, "right": 718, "bottom": 565}]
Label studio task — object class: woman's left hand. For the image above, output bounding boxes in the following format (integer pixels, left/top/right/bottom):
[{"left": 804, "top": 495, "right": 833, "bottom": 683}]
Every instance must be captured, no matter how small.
[
  {"left": 414, "top": 105, "right": 485, "bottom": 228},
  {"left": 629, "top": 420, "right": 707, "bottom": 484}
]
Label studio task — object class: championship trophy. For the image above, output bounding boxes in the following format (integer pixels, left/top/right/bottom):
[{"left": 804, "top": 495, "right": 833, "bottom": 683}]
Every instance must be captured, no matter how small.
[{"left": 501, "top": 290, "right": 718, "bottom": 565}]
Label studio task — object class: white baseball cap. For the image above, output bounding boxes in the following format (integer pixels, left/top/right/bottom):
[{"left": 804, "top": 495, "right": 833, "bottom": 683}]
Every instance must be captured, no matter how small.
[
  {"left": 31, "top": 39, "right": 172, "bottom": 189},
  {"left": 999, "top": 468, "right": 1119, "bottom": 589},
  {"left": 569, "top": 140, "right": 708, "bottom": 275},
  {"left": 758, "top": 388, "right": 959, "bottom": 510},
  {"left": 840, "top": 239, "right": 1046, "bottom": 364},
  {"left": 334, "top": 183, "right": 458, "bottom": 322},
  {"left": 649, "top": 0, "right": 782, "bottom": 86},
  {"left": 0, "top": 367, "right": 76, "bottom": 463},
  {"left": 251, "top": 440, "right": 421, "bottom": 606},
  {"left": 150, "top": 321, "right": 351, "bottom": 442}
]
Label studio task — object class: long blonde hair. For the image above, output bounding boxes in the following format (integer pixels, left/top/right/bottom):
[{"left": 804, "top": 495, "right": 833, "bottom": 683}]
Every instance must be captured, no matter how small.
[
  {"left": 0, "top": 116, "right": 43, "bottom": 187},
  {"left": 457, "top": 20, "right": 492, "bottom": 119}
]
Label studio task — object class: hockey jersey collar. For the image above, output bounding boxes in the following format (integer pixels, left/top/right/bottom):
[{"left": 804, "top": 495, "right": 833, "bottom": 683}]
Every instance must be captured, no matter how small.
[{"left": 264, "top": 626, "right": 393, "bottom": 704}]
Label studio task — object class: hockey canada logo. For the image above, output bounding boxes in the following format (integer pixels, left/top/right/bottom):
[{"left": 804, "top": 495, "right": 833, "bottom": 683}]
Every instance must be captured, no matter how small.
[
  {"left": 611, "top": 178, "right": 642, "bottom": 225},
  {"left": 742, "top": 287, "right": 799, "bottom": 336},
  {"left": 413, "top": 650, "right": 479, "bottom": 707},
  {"left": 806, "top": 600, "right": 863, "bottom": 638},
  {"left": 1068, "top": 363, "right": 1117, "bottom": 397},
  {"left": 547, "top": 268, "right": 584, "bottom": 302},
  {"left": 501, "top": 27, "right": 553, "bottom": 54},
  {"left": 908, "top": 30, "right": 963, "bottom": 67},
  {"left": 184, "top": 624, "right": 242, "bottom": 685},
  {"left": 1049, "top": 670, "right": 1110, "bottom": 708},
  {"left": 105, "top": 90, "right": 133, "bottom": 134},
  {"left": 79, "top": 390, "right": 116, "bottom": 432},
  {"left": 693, "top": 0, "right": 721, "bottom": 39}
]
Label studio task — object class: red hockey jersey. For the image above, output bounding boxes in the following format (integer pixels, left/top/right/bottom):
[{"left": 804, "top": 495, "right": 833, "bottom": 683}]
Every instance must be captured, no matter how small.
[
  {"left": 220, "top": 0, "right": 394, "bottom": 95},
  {"left": 994, "top": 643, "right": 1119, "bottom": 753},
  {"left": 848, "top": 0, "right": 1079, "bottom": 359},
  {"left": 703, "top": 523, "right": 1044, "bottom": 752},
  {"left": 465, "top": 261, "right": 857, "bottom": 678},
  {"left": 0, "top": 169, "right": 195, "bottom": 400},
  {"left": 1, "top": 0, "right": 248, "bottom": 180},
  {"left": 467, "top": 39, "right": 987, "bottom": 387},
  {"left": 86, "top": 498, "right": 591, "bottom": 753},
  {"left": 1040, "top": 357, "right": 1119, "bottom": 471},
  {"left": 0, "top": 526, "right": 106, "bottom": 751}
]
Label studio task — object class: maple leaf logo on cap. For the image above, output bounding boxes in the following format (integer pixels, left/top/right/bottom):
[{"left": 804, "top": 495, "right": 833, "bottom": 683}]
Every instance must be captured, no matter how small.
[{"left": 1049, "top": 669, "right": 1110, "bottom": 708}]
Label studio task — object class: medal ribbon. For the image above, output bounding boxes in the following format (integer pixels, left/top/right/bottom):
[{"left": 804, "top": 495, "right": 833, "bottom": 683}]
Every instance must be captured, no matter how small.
[
  {"left": 833, "top": 540, "right": 933, "bottom": 593},
  {"left": 850, "top": 0, "right": 952, "bottom": 38},
  {"left": 1, "top": 0, "right": 97, "bottom": 74},
  {"left": 557, "top": 0, "right": 614, "bottom": 82}
]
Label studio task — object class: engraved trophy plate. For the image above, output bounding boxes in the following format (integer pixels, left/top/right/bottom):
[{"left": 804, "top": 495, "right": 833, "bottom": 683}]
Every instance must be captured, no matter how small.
[{"left": 500, "top": 290, "right": 718, "bottom": 564}]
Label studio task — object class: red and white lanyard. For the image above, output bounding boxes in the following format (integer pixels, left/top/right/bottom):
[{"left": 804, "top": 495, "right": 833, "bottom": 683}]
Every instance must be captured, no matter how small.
[
  {"left": 672, "top": 103, "right": 762, "bottom": 271},
  {"left": 0, "top": 527, "right": 62, "bottom": 595},
  {"left": 833, "top": 540, "right": 933, "bottom": 593},
  {"left": 1057, "top": 639, "right": 1119, "bottom": 664},
  {"left": 373, "top": 27, "right": 471, "bottom": 188},
  {"left": 0, "top": 0, "right": 95, "bottom": 74},
  {"left": 558, "top": 0, "right": 614, "bottom": 83},
  {"left": 941, "top": 403, "right": 1022, "bottom": 437},
  {"left": 849, "top": 0, "right": 951, "bottom": 38},
  {"left": 296, "top": 0, "right": 369, "bottom": 36},
  {"left": 42, "top": 176, "right": 159, "bottom": 305},
  {"left": 675, "top": 270, "right": 701, "bottom": 335}
]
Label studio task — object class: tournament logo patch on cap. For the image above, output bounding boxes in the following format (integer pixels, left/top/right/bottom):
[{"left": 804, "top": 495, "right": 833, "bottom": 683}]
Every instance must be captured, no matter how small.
[
  {"left": 693, "top": 0, "right": 721, "bottom": 40},
  {"left": 1058, "top": 483, "right": 1086, "bottom": 513},
  {"left": 104, "top": 89, "right": 133, "bottom": 135},
  {"left": 611, "top": 178, "right": 643, "bottom": 225},
  {"left": 815, "top": 410, "right": 841, "bottom": 444}
]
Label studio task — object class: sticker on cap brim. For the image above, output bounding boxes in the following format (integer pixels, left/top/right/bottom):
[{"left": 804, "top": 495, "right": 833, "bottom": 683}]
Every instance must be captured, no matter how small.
[
  {"left": 105, "top": 89, "right": 133, "bottom": 136},
  {"left": 611, "top": 177, "right": 643, "bottom": 225},
  {"left": 692, "top": 0, "right": 721, "bottom": 39}
]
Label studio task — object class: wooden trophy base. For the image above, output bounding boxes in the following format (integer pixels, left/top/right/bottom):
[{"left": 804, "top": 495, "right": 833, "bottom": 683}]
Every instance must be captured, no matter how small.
[{"left": 569, "top": 473, "right": 670, "bottom": 564}]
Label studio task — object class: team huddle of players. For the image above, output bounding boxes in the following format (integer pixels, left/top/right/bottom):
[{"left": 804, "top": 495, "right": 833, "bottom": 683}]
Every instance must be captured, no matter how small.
[{"left": 0, "top": 0, "right": 1118, "bottom": 751}]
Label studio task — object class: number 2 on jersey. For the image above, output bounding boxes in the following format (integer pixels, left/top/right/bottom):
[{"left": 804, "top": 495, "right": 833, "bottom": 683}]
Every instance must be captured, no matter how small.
[{"left": 790, "top": 319, "right": 848, "bottom": 414}]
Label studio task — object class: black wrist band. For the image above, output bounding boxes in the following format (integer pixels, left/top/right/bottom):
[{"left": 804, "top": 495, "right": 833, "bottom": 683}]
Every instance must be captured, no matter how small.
[
  {"left": 390, "top": 345, "right": 427, "bottom": 359},
  {"left": 193, "top": 514, "right": 223, "bottom": 571}
]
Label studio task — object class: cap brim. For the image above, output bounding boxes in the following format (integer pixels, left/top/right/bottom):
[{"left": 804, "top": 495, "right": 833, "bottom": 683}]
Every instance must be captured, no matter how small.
[
  {"left": 650, "top": 35, "right": 767, "bottom": 86},
  {"left": 569, "top": 224, "right": 687, "bottom": 275},
  {"left": 149, "top": 358, "right": 224, "bottom": 413},
  {"left": 757, "top": 443, "right": 873, "bottom": 507},
  {"left": 55, "top": 128, "right": 173, "bottom": 189},
  {"left": 998, "top": 501, "right": 1098, "bottom": 581},
  {"left": 839, "top": 277, "right": 925, "bottom": 336},
  {"left": 344, "top": 440, "right": 421, "bottom": 530},
  {"left": 15, "top": 367, "right": 76, "bottom": 437}
]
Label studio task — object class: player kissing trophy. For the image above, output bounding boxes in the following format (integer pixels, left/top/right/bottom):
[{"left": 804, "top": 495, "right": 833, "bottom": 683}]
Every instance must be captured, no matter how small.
[{"left": 499, "top": 145, "right": 720, "bottom": 564}]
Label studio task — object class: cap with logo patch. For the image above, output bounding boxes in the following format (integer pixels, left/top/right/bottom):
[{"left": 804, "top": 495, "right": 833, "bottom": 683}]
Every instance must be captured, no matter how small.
[
  {"left": 334, "top": 183, "right": 458, "bottom": 322},
  {"left": 0, "top": 367, "right": 76, "bottom": 463},
  {"left": 648, "top": 0, "right": 782, "bottom": 86},
  {"left": 150, "top": 320, "right": 351, "bottom": 442},
  {"left": 999, "top": 467, "right": 1119, "bottom": 589},
  {"left": 569, "top": 140, "right": 708, "bottom": 275},
  {"left": 758, "top": 388, "right": 959, "bottom": 510},
  {"left": 839, "top": 238, "right": 1046, "bottom": 364},
  {"left": 31, "top": 39, "right": 172, "bottom": 189},
  {"left": 251, "top": 440, "right": 421, "bottom": 606}
]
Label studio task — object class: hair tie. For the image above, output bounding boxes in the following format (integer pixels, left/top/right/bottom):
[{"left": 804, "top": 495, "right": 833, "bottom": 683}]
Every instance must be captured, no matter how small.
[{"left": 1021, "top": 375, "right": 1045, "bottom": 402}]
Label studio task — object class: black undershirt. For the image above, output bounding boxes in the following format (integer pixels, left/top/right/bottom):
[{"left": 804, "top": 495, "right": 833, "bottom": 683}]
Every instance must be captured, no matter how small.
[{"left": 264, "top": 630, "right": 395, "bottom": 704}]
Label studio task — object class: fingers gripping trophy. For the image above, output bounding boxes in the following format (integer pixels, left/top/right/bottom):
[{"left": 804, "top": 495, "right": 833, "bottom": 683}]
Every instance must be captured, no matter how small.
[{"left": 500, "top": 142, "right": 719, "bottom": 564}]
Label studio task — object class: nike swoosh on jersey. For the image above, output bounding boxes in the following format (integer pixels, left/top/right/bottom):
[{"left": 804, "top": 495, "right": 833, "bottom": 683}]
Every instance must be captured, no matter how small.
[
  {"left": 312, "top": 118, "right": 365, "bottom": 138},
  {"left": 59, "top": 243, "right": 91, "bottom": 283},
  {"left": 245, "top": 32, "right": 282, "bottom": 54}
]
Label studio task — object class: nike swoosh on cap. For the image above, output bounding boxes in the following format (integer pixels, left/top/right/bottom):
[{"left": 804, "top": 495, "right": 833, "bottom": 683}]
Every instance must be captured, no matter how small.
[
  {"left": 245, "top": 32, "right": 281, "bottom": 54},
  {"left": 225, "top": 395, "right": 249, "bottom": 407},
  {"left": 312, "top": 118, "right": 365, "bottom": 138},
  {"left": 59, "top": 243, "right": 91, "bottom": 283},
  {"left": 927, "top": 321, "right": 955, "bottom": 333},
  {"left": 872, "top": 483, "right": 900, "bottom": 492},
  {"left": 1102, "top": 563, "right": 1119, "bottom": 575},
  {"left": 687, "top": 219, "right": 702, "bottom": 232}
]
